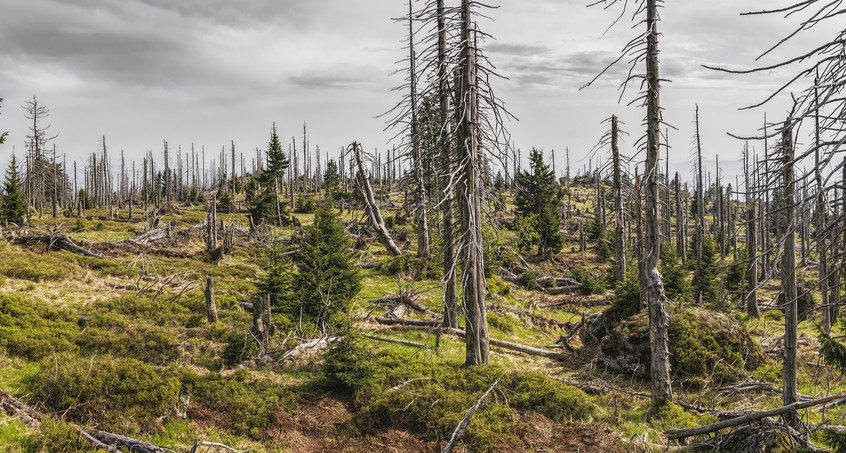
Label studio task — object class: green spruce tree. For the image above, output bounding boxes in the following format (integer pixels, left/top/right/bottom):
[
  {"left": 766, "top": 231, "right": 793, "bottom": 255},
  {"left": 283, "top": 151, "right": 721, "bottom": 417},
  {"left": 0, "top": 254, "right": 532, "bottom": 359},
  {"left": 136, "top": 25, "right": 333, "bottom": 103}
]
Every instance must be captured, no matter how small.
[
  {"left": 251, "top": 123, "right": 290, "bottom": 225},
  {"left": 2, "top": 154, "right": 27, "bottom": 225},
  {"left": 323, "top": 159, "right": 341, "bottom": 198},
  {"left": 264, "top": 204, "right": 361, "bottom": 329},
  {"left": 514, "top": 149, "right": 564, "bottom": 259}
]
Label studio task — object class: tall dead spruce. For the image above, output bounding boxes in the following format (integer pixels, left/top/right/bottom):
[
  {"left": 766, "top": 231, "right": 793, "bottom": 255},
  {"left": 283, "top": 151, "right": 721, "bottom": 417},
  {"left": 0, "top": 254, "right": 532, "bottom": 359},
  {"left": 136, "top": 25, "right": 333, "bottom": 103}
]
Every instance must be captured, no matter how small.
[
  {"left": 407, "top": 0, "right": 511, "bottom": 365},
  {"left": 384, "top": 0, "right": 431, "bottom": 259},
  {"left": 584, "top": 0, "right": 673, "bottom": 407}
]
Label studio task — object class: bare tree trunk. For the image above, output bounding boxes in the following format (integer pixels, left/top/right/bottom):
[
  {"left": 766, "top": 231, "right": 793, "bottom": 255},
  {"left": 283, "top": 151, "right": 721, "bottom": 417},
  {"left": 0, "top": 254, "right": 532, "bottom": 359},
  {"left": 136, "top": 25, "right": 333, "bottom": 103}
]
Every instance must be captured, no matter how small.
[
  {"left": 252, "top": 294, "right": 273, "bottom": 353},
  {"left": 437, "top": 0, "right": 458, "bottom": 328},
  {"left": 781, "top": 121, "right": 798, "bottom": 428},
  {"left": 457, "top": 0, "right": 489, "bottom": 366},
  {"left": 205, "top": 276, "right": 219, "bottom": 323},
  {"left": 674, "top": 173, "right": 687, "bottom": 262},
  {"left": 643, "top": 0, "right": 672, "bottom": 408},
  {"left": 351, "top": 143, "right": 401, "bottom": 256},
  {"left": 408, "top": 0, "right": 430, "bottom": 260},
  {"left": 745, "top": 146, "right": 760, "bottom": 318},
  {"left": 695, "top": 105, "right": 705, "bottom": 305},
  {"left": 206, "top": 199, "right": 218, "bottom": 253},
  {"left": 612, "top": 115, "right": 626, "bottom": 283}
]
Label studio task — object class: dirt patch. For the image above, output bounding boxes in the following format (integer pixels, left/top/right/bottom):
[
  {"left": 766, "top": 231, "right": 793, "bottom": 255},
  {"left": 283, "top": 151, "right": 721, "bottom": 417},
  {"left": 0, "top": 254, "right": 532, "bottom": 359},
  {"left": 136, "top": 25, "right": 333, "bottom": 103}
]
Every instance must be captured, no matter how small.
[{"left": 510, "top": 413, "right": 625, "bottom": 452}]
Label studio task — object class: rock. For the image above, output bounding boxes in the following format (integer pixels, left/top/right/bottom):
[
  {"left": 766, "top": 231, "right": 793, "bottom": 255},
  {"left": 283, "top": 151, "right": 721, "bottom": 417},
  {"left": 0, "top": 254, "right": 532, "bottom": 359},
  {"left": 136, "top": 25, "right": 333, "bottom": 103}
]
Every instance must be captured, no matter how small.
[{"left": 600, "top": 307, "right": 764, "bottom": 384}]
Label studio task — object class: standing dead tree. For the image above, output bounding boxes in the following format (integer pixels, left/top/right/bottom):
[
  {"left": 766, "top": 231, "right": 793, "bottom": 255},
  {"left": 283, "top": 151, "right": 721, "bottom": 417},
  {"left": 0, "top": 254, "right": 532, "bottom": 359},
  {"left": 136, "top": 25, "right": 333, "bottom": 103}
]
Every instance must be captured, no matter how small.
[
  {"left": 591, "top": 114, "right": 630, "bottom": 283},
  {"left": 584, "top": 0, "right": 673, "bottom": 408},
  {"left": 349, "top": 142, "right": 402, "bottom": 257}
]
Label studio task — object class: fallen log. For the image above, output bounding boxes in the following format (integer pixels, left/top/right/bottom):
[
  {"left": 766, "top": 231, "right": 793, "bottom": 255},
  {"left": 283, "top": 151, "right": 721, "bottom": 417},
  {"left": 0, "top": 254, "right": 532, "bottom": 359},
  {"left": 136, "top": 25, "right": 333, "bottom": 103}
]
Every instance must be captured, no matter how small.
[
  {"left": 13, "top": 234, "right": 105, "bottom": 259},
  {"left": 189, "top": 441, "right": 249, "bottom": 453},
  {"left": 88, "top": 429, "right": 171, "bottom": 453},
  {"left": 350, "top": 142, "right": 401, "bottom": 256},
  {"left": 369, "top": 321, "right": 566, "bottom": 360},
  {"left": 374, "top": 317, "right": 440, "bottom": 327},
  {"left": 362, "top": 333, "right": 428, "bottom": 349},
  {"left": 444, "top": 328, "right": 566, "bottom": 361},
  {"left": 665, "top": 392, "right": 846, "bottom": 440},
  {"left": 1, "top": 391, "right": 42, "bottom": 428}
]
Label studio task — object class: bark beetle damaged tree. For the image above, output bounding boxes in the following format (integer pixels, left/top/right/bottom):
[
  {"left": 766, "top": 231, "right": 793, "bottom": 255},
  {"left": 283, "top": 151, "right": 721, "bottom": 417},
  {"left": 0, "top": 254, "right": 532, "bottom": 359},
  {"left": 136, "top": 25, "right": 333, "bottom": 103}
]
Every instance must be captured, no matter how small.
[{"left": 584, "top": 0, "right": 673, "bottom": 408}]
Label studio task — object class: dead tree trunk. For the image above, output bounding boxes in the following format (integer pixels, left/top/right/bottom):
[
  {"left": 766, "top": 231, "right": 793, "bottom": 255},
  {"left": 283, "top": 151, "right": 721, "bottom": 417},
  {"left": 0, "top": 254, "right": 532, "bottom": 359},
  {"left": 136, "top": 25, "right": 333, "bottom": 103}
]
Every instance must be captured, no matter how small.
[
  {"left": 205, "top": 276, "right": 219, "bottom": 323},
  {"left": 612, "top": 115, "right": 626, "bottom": 283},
  {"left": 643, "top": 0, "right": 673, "bottom": 408},
  {"left": 408, "top": 0, "right": 430, "bottom": 260},
  {"left": 351, "top": 142, "right": 401, "bottom": 256},
  {"left": 674, "top": 172, "right": 687, "bottom": 262},
  {"left": 745, "top": 147, "right": 760, "bottom": 318},
  {"left": 457, "top": 0, "right": 490, "bottom": 366},
  {"left": 781, "top": 120, "right": 798, "bottom": 428},
  {"left": 437, "top": 0, "right": 458, "bottom": 328},
  {"left": 252, "top": 294, "right": 273, "bottom": 353},
  {"left": 695, "top": 105, "right": 705, "bottom": 305},
  {"left": 205, "top": 199, "right": 218, "bottom": 253}
]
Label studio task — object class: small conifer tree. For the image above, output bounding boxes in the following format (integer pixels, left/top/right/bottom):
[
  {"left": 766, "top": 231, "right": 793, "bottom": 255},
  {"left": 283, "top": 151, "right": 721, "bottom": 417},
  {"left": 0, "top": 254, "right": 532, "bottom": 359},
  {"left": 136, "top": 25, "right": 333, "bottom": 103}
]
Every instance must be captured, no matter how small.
[
  {"left": 264, "top": 204, "right": 361, "bottom": 329},
  {"left": 1, "top": 154, "right": 26, "bottom": 225},
  {"left": 323, "top": 159, "right": 341, "bottom": 199},
  {"left": 251, "top": 123, "right": 290, "bottom": 225},
  {"left": 515, "top": 149, "right": 564, "bottom": 259}
]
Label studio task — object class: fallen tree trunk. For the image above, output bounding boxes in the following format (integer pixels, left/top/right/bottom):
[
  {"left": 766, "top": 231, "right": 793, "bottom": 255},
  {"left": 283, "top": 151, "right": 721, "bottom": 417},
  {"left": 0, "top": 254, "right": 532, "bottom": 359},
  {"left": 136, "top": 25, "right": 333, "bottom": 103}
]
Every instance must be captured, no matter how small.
[
  {"left": 362, "top": 333, "right": 428, "bottom": 349},
  {"left": 2, "top": 391, "right": 245, "bottom": 453},
  {"left": 12, "top": 234, "right": 104, "bottom": 259},
  {"left": 665, "top": 392, "right": 846, "bottom": 440},
  {"left": 443, "top": 328, "right": 566, "bottom": 361},
  {"left": 369, "top": 321, "right": 566, "bottom": 360},
  {"left": 350, "top": 142, "right": 401, "bottom": 256},
  {"left": 88, "top": 429, "right": 169, "bottom": 453},
  {"left": 374, "top": 317, "right": 440, "bottom": 327}
]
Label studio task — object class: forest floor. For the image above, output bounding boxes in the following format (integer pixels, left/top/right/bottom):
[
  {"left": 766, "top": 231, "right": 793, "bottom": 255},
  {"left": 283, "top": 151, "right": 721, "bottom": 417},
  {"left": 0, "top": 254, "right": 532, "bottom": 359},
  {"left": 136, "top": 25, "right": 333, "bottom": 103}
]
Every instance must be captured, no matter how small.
[{"left": 0, "top": 186, "right": 844, "bottom": 452}]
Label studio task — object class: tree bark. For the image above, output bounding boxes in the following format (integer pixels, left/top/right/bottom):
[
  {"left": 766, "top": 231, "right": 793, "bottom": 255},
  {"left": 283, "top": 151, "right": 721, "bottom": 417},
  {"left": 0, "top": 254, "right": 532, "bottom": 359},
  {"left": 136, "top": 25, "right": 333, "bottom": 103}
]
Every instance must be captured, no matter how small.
[
  {"left": 351, "top": 142, "right": 401, "bottom": 256},
  {"left": 612, "top": 115, "right": 626, "bottom": 283},
  {"left": 695, "top": 105, "right": 705, "bottom": 305},
  {"left": 781, "top": 120, "right": 798, "bottom": 429},
  {"left": 643, "top": 0, "right": 673, "bottom": 408},
  {"left": 205, "top": 275, "right": 219, "bottom": 323},
  {"left": 457, "top": 0, "right": 490, "bottom": 366},
  {"left": 745, "top": 148, "right": 760, "bottom": 318},
  {"left": 437, "top": 0, "right": 459, "bottom": 328},
  {"left": 408, "top": 0, "right": 430, "bottom": 260}
]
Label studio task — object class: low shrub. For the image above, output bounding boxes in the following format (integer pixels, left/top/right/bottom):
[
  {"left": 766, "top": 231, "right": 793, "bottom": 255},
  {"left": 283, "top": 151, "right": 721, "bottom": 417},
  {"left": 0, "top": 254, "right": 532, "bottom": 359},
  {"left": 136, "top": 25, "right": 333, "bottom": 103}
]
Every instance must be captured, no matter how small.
[
  {"left": 0, "top": 251, "right": 73, "bottom": 282},
  {"left": 29, "top": 354, "right": 181, "bottom": 433},
  {"left": 324, "top": 338, "right": 595, "bottom": 451},
  {"left": 182, "top": 369, "right": 299, "bottom": 439},
  {"left": 27, "top": 419, "right": 89, "bottom": 453},
  {"left": 0, "top": 293, "right": 78, "bottom": 360}
]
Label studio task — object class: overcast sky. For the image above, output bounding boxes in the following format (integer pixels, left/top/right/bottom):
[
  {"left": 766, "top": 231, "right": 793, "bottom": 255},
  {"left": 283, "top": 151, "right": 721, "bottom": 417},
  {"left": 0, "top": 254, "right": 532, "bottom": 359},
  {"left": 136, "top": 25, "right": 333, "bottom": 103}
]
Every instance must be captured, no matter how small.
[{"left": 0, "top": 0, "right": 824, "bottom": 180}]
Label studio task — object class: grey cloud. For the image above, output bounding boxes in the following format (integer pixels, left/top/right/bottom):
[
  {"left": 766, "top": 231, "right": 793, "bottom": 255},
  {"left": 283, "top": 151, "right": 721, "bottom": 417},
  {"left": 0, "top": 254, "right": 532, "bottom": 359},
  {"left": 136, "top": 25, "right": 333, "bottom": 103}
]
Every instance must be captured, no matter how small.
[
  {"left": 488, "top": 42, "right": 550, "bottom": 56},
  {"left": 288, "top": 73, "right": 376, "bottom": 90},
  {"left": 496, "top": 50, "right": 629, "bottom": 90}
]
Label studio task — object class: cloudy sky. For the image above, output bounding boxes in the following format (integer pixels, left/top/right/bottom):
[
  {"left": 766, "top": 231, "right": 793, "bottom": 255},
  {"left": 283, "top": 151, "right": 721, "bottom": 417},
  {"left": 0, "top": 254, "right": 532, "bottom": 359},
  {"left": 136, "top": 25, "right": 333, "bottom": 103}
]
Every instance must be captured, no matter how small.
[{"left": 0, "top": 0, "right": 824, "bottom": 179}]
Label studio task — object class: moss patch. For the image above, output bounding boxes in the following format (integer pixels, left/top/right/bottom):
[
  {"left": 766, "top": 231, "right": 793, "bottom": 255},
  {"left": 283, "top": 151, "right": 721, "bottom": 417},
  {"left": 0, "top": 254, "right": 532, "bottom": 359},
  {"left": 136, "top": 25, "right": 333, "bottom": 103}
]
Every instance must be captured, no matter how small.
[{"left": 601, "top": 307, "right": 764, "bottom": 384}]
